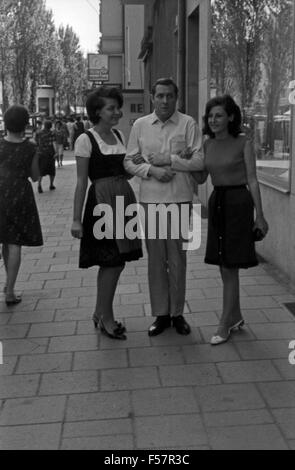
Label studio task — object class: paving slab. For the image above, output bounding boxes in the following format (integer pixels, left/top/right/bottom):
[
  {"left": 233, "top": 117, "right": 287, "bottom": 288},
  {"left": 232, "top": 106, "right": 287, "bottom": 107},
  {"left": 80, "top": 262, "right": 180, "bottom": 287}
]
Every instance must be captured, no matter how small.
[
  {"left": 134, "top": 415, "right": 208, "bottom": 449},
  {"left": 207, "top": 424, "right": 288, "bottom": 450},
  {"left": 0, "top": 396, "right": 67, "bottom": 425},
  {"left": 132, "top": 387, "right": 199, "bottom": 416},
  {"left": 0, "top": 424, "right": 62, "bottom": 450}
]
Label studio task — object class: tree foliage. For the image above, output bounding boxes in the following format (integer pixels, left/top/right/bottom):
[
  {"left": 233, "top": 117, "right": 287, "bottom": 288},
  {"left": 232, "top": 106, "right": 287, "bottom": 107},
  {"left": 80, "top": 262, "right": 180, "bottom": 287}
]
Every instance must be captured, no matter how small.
[
  {"left": 211, "top": 0, "right": 293, "bottom": 113},
  {"left": 0, "top": 0, "right": 90, "bottom": 114}
]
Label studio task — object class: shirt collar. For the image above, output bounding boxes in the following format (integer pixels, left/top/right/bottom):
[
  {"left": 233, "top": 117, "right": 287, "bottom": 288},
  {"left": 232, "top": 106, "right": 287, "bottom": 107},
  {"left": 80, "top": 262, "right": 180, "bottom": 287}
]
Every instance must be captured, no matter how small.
[{"left": 151, "top": 110, "right": 179, "bottom": 125}]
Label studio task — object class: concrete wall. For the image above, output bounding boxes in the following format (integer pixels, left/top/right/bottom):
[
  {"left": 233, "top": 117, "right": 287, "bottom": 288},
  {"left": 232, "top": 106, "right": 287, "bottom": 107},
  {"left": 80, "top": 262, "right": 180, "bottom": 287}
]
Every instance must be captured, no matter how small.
[
  {"left": 99, "top": 0, "right": 145, "bottom": 138},
  {"left": 119, "top": 92, "right": 144, "bottom": 139},
  {"left": 257, "top": 184, "right": 295, "bottom": 283},
  {"left": 100, "top": 0, "right": 123, "bottom": 54},
  {"left": 186, "top": 0, "right": 212, "bottom": 206},
  {"left": 124, "top": 4, "right": 145, "bottom": 90}
]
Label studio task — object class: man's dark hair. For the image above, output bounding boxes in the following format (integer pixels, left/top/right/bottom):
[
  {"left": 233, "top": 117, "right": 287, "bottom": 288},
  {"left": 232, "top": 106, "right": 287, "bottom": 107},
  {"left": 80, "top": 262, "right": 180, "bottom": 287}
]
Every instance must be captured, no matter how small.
[
  {"left": 4, "top": 105, "right": 29, "bottom": 133},
  {"left": 86, "top": 86, "right": 124, "bottom": 124},
  {"left": 203, "top": 94, "right": 242, "bottom": 138},
  {"left": 151, "top": 78, "right": 179, "bottom": 98}
]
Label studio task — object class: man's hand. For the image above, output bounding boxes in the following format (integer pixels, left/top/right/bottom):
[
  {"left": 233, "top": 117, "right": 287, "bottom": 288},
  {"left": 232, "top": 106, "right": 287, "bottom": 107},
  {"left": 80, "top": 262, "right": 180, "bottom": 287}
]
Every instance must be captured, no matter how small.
[
  {"left": 179, "top": 147, "right": 193, "bottom": 159},
  {"left": 132, "top": 153, "right": 146, "bottom": 165},
  {"left": 148, "top": 153, "right": 171, "bottom": 166},
  {"left": 71, "top": 221, "right": 83, "bottom": 239},
  {"left": 149, "top": 166, "right": 176, "bottom": 182}
]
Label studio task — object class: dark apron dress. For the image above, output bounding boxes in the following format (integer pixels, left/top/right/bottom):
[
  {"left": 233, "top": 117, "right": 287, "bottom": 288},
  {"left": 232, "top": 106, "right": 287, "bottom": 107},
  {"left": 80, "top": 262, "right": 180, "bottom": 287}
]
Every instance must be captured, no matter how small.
[{"left": 79, "top": 130, "right": 143, "bottom": 268}]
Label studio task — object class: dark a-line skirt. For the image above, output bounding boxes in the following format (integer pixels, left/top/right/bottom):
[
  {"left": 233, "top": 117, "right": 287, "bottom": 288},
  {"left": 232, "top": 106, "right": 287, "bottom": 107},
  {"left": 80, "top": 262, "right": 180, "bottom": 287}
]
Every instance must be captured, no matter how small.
[
  {"left": 79, "top": 176, "right": 143, "bottom": 268},
  {"left": 205, "top": 185, "right": 258, "bottom": 269}
]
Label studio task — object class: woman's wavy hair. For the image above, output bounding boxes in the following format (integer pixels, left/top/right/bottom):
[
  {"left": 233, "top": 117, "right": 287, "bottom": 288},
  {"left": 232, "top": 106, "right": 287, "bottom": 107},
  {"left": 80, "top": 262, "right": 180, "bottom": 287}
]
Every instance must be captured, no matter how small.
[
  {"left": 86, "top": 86, "right": 123, "bottom": 124},
  {"left": 203, "top": 95, "right": 242, "bottom": 138}
]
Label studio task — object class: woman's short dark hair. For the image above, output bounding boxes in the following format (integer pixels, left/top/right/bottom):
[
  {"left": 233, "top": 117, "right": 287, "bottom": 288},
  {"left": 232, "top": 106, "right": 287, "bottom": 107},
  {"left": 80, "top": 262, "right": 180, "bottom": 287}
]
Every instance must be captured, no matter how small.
[
  {"left": 86, "top": 87, "right": 123, "bottom": 124},
  {"left": 151, "top": 78, "right": 179, "bottom": 98},
  {"left": 4, "top": 105, "right": 30, "bottom": 133},
  {"left": 203, "top": 95, "right": 242, "bottom": 138}
]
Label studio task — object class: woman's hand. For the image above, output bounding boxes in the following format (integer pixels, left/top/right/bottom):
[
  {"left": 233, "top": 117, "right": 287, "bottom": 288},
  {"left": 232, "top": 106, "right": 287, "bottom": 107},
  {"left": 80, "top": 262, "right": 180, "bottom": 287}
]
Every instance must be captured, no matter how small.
[
  {"left": 253, "top": 215, "right": 269, "bottom": 238},
  {"left": 132, "top": 153, "right": 146, "bottom": 165},
  {"left": 71, "top": 220, "right": 83, "bottom": 239},
  {"left": 191, "top": 170, "right": 208, "bottom": 184}
]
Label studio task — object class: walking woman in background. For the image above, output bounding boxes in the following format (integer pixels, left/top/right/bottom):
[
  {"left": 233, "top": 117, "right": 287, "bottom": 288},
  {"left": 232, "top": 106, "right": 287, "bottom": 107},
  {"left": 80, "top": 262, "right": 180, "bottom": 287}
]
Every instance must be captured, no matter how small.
[
  {"left": 0, "top": 105, "right": 43, "bottom": 305},
  {"left": 53, "top": 120, "right": 65, "bottom": 167},
  {"left": 37, "top": 120, "right": 56, "bottom": 193},
  {"left": 193, "top": 95, "right": 268, "bottom": 345},
  {"left": 71, "top": 87, "right": 142, "bottom": 340}
]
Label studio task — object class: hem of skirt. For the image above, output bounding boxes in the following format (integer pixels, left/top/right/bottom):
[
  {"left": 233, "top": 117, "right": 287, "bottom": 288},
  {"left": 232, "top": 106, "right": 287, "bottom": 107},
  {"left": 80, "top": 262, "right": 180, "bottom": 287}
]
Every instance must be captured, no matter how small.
[
  {"left": 0, "top": 239, "right": 43, "bottom": 247},
  {"left": 204, "top": 257, "right": 259, "bottom": 269},
  {"left": 79, "top": 249, "right": 143, "bottom": 269}
]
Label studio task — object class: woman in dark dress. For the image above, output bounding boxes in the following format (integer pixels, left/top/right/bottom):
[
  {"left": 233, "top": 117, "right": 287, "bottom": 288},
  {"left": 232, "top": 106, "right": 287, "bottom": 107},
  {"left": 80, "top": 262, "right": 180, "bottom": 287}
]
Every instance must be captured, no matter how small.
[
  {"left": 193, "top": 95, "right": 268, "bottom": 345},
  {"left": 0, "top": 105, "right": 43, "bottom": 305},
  {"left": 71, "top": 87, "right": 142, "bottom": 340},
  {"left": 37, "top": 120, "right": 56, "bottom": 193}
]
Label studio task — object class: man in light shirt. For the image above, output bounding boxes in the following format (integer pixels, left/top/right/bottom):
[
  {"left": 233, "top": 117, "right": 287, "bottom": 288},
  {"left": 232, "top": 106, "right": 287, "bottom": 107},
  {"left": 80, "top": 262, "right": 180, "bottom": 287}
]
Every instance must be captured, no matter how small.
[{"left": 124, "top": 78, "right": 205, "bottom": 337}]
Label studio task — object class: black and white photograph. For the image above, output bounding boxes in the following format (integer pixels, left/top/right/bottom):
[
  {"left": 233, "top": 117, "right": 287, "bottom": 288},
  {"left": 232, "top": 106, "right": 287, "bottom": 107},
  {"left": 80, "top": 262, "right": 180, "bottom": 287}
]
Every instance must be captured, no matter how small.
[{"left": 0, "top": 0, "right": 295, "bottom": 453}]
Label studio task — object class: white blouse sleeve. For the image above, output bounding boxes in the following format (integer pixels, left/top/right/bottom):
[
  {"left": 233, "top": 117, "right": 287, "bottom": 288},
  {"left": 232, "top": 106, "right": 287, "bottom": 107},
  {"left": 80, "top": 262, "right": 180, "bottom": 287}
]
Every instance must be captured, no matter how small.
[{"left": 74, "top": 133, "right": 92, "bottom": 158}]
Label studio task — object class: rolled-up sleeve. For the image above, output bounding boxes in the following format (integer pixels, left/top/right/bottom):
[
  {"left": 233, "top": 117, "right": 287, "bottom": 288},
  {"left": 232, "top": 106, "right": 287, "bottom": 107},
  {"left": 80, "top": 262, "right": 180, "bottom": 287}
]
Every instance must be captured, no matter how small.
[
  {"left": 124, "top": 121, "right": 151, "bottom": 179},
  {"left": 171, "top": 119, "right": 205, "bottom": 172}
]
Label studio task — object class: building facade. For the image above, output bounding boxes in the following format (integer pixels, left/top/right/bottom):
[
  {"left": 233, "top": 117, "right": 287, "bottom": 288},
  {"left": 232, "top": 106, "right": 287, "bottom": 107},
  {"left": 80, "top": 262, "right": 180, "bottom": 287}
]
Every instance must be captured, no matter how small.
[{"left": 100, "top": 0, "right": 145, "bottom": 138}]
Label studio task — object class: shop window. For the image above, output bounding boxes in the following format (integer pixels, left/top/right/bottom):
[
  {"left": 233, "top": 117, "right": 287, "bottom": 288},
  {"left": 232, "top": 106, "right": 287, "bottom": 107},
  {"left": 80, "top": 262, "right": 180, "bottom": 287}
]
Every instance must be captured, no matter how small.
[{"left": 211, "top": 0, "right": 294, "bottom": 191}]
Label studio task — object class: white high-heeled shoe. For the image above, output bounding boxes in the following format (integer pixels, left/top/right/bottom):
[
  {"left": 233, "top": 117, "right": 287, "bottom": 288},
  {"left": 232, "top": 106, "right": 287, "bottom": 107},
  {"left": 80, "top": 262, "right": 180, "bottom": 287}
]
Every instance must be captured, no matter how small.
[{"left": 210, "top": 319, "right": 245, "bottom": 346}]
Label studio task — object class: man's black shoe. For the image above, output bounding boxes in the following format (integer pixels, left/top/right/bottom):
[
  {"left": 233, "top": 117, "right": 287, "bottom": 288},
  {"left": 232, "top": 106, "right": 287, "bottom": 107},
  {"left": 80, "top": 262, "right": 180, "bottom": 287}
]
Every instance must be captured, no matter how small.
[
  {"left": 172, "top": 315, "right": 191, "bottom": 335},
  {"left": 148, "top": 315, "right": 171, "bottom": 337}
]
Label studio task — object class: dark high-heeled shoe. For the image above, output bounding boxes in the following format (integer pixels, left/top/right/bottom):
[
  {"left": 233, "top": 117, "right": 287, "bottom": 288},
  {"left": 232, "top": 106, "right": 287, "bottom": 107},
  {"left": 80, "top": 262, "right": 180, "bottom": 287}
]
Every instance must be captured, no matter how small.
[
  {"left": 5, "top": 295, "right": 22, "bottom": 306},
  {"left": 100, "top": 320, "right": 127, "bottom": 340},
  {"left": 92, "top": 316, "right": 126, "bottom": 333}
]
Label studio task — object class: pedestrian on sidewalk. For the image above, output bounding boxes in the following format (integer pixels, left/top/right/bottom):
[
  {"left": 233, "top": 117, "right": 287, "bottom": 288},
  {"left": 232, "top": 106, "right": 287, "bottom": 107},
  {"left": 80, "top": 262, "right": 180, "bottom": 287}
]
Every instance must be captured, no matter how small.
[
  {"left": 67, "top": 117, "right": 75, "bottom": 151},
  {"left": 36, "top": 120, "right": 56, "bottom": 193},
  {"left": 193, "top": 94, "right": 269, "bottom": 345},
  {"left": 72, "top": 116, "right": 85, "bottom": 146},
  {"left": 53, "top": 120, "right": 65, "bottom": 167},
  {"left": 124, "top": 77, "right": 205, "bottom": 337},
  {"left": 71, "top": 86, "right": 143, "bottom": 340},
  {"left": 0, "top": 105, "right": 43, "bottom": 305},
  {"left": 62, "top": 117, "right": 70, "bottom": 150}
]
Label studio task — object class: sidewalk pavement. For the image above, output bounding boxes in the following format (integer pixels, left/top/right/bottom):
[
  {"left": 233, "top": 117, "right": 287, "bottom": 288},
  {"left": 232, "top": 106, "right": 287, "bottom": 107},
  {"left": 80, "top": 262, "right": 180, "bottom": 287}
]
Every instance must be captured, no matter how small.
[{"left": 0, "top": 150, "right": 295, "bottom": 450}]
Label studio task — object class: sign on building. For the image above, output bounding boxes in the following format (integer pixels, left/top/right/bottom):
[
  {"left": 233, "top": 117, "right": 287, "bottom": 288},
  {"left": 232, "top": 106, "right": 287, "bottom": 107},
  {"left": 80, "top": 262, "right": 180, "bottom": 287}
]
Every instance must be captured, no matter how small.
[{"left": 88, "top": 54, "right": 109, "bottom": 82}]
